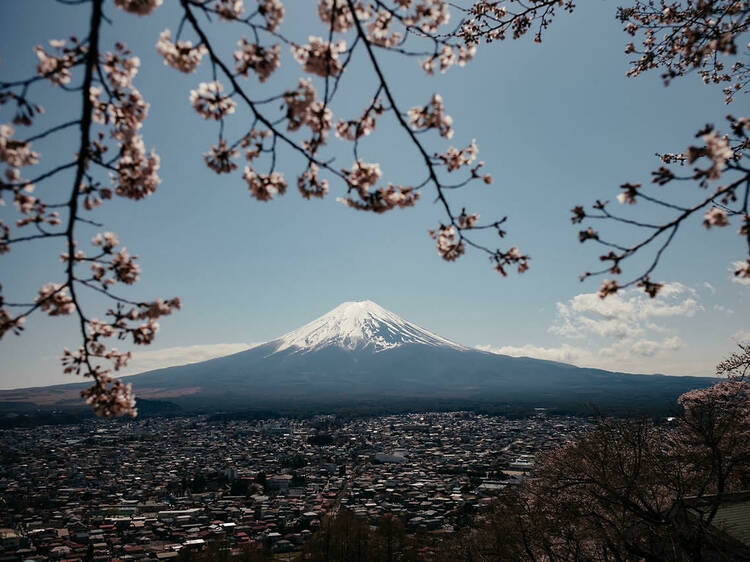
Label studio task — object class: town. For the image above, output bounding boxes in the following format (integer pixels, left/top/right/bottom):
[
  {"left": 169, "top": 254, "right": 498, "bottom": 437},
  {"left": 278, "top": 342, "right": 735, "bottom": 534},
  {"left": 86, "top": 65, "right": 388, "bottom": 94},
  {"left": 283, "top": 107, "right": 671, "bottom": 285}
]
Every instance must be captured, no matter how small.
[{"left": 0, "top": 411, "right": 587, "bottom": 560}]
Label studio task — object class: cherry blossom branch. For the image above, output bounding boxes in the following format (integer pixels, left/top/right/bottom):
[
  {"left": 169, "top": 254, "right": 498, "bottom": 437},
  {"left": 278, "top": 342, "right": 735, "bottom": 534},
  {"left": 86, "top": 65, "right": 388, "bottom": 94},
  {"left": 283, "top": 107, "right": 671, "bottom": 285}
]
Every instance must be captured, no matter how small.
[
  {"left": 574, "top": 118, "right": 750, "bottom": 298},
  {"left": 1, "top": 0, "right": 182, "bottom": 416},
  {"left": 618, "top": 1, "right": 750, "bottom": 103}
]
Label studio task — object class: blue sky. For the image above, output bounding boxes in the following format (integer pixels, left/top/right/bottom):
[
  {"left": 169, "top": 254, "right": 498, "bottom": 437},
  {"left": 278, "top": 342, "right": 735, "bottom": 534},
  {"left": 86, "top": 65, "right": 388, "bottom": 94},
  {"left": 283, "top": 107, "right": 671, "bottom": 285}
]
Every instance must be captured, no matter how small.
[{"left": 1, "top": 1, "right": 748, "bottom": 389}]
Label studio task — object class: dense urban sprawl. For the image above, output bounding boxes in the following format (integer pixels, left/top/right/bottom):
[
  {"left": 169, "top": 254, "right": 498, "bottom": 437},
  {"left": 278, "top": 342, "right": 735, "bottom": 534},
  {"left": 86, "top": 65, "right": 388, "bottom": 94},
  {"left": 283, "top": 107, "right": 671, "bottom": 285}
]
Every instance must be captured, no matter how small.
[{"left": 0, "top": 411, "right": 588, "bottom": 560}]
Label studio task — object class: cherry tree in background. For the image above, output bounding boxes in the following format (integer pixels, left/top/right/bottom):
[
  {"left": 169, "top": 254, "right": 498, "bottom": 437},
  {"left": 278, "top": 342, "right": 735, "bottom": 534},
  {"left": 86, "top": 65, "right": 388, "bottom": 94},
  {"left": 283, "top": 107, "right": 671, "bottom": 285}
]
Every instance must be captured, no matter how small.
[{"left": 436, "top": 344, "right": 750, "bottom": 560}]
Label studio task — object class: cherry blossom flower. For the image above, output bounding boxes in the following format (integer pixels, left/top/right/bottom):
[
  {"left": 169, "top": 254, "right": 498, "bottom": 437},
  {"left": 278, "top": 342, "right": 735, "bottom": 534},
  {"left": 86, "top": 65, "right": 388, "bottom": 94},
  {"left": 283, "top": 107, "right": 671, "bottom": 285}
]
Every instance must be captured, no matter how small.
[
  {"left": 688, "top": 130, "right": 734, "bottom": 180},
  {"left": 81, "top": 378, "right": 138, "bottom": 418},
  {"left": 111, "top": 248, "right": 141, "bottom": 284},
  {"left": 598, "top": 280, "right": 619, "bottom": 299},
  {"left": 136, "top": 297, "right": 182, "bottom": 319},
  {"left": 367, "top": 10, "right": 402, "bottom": 48},
  {"left": 36, "top": 283, "right": 75, "bottom": 316},
  {"left": 215, "top": 0, "right": 245, "bottom": 20},
  {"left": 114, "top": 0, "right": 163, "bottom": 16},
  {"left": 156, "top": 29, "right": 207, "bottom": 74},
  {"left": 343, "top": 160, "right": 382, "bottom": 192},
  {"left": 204, "top": 139, "right": 240, "bottom": 174},
  {"left": 403, "top": 0, "right": 450, "bottom": 33},
  {"left": 243, "top": 166, "right": 288, "bottom": 201},
  {"left": 422, "top": 44, "right": 476, "bottom": 74},
  {"left": 430, "top": 225, "right": 464, "bottom": 261},
  {"left": 335, "top": 101, "right": 383, "bottom": 141},
  {"left": 259, "top": 0, "right": 285, "bottom": 32},
  {"left": 115, "top": 134, "right": 161, "bottom": 200},
  {"left": 408, "top": 93, "right": 454, "bottom": 138},
  {"left": 292, "top": 36, "right": 347, "bottom": 78},
  {"left": 735, "top": 259, "right": 750, "bottom": 281},
  {"left": 298, "top": 163, "right": 329, "bottom": 200},
  {"left": 0, "top": 309, "right": 24, "bottom": 338},
  {"left": 458, "top": 209, "right": 479, "bottom": 229},
  {"left": 235, "top": 39, "right": 281, "bottom": 82},
  {"left": 190, "top": 81, "right": 237, "bottom": 120},
  {"left": 617, "top": 182, "right": 640, "bottom": 204},
  {"left": 102, "top": 48, "right": 140, "bottom": 89},
  {"left": 703, "top": 207, "right": 730, "bottom": 228},
  {"left": 0, "top": 125, "right": 40, "bottom": 168},
  {"left": 439, "top": 139, "right": 478, "bottom": 171},
  {"left": 339, "top": 182, "right": 420, "bottom": 213},
  {"left": 318, "top": 0, "right": 371, "bottom": 33},
  {"left": 33, "top": 39, "right": 83, "bottom": 86},
  {"left": 283, "top": 79, "right": 316, "bottom": 131}
]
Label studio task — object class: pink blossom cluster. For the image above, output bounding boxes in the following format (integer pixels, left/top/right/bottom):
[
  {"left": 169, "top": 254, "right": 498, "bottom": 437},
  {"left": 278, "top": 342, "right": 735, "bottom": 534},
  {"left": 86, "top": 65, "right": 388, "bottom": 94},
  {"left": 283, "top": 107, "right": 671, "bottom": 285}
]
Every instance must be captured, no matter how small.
[
  {"left": 0, "top": 125, "right": 40, "bottom": 168},
  {"left": 422, "top": 44, "right": 476, "bottom": 74},
  {"left": 298, "top": 163, "right": 329, "bottom": 200},
  {"left": 89, "top": 232, "right": 142, "bottom": 287},
  {"left": 318, "top": 0, "right": 372, "bottom": 33},
  {"left": 616, "top": 182, "right": 641, "bottom": 205},
  {"left": 401, "top": 0, "right": 451, "bottom": 33},
  {"left": 204, "top": 140, "right": 240, "bottom": 174},
  {"left": 156, "top": 30, "right": 207, "bottom": 74},
  {"left": 81, "top": 378, "right": 137, "bottom": 418},
  {"left": 430, "top": 225, "right": 465, "bottom": 261},
  {"left": 34, "top": 39, "right": 86, "bottom": 87},
  {"left": 35, "top": 283, "right": 75, "bottom": 316},
  {"left": 1, "top": 128, "right": 60, "bottom": 228},
  {"left": 620, "top": 0, "right": 750, "bottom": 96},
  {"left": 116, "top": 134, "right": 161, "bottom": 200},
  {"left": 0, "top": 307, "right": 25, "bottom": 339},
  {"left": 215, "top": 0, "right": 245, "bottom": 21},
  {"left": 408, "top": 94, "right": 454, "bottom": 138},
  {"left": 704, "top": 207, "right": 730, "bottom": 229},
  {"left": 457, "top": 209, "right": 479, "bottom": 229},
  {"left": 243, "top": 166, "right": 288, "bottom": 201},
  {"left": 335, "top": 101, "right": 383, "bottom": 141},
  {"left": 339, "top": 160, "right": 419, "bottom": 213},
  {"left": 292, "top": 36, "right": 347, "bottom": 78},
  {"left": 240, "top": 129, "right": 272, "bottom": 162},
  {"left": 492, "top": 245, "right": 529, "bottom": 276},
  {"left": 281, "top": 79, "right": 333, "bottom": 152},
  {"left": 235, "top": 39, "right": 281, "bottom": 83},
  {"left": 460, "top": 1, "right": 573, "bottom": 45},
  {"left": 439, "top": 139, "right": 479, "bottom": 171},
  {"left": 89, "top": 44, "right": 161, "bottom": 202},
  {"left": 190, "top": 81, "right": 237, "bottom": 121},
  {"left": 367, "top": 10, "right": 403, "bottom": 48},
  {"left": 259, "top": 0, "right": 286, "bottom": 32},
  {"left": 114, "top": 0, "right": 163, "bottom": 16},
  {"left": 694, "top": 131, "right": 735, "bottom": 180}
]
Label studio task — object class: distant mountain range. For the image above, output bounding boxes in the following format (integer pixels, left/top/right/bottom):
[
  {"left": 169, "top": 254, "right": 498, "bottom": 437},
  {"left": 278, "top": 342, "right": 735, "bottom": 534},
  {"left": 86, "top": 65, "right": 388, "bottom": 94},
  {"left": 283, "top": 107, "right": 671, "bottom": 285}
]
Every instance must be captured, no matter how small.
[{"left": 0, "top": 300, "right": 715, "bottom": 415}]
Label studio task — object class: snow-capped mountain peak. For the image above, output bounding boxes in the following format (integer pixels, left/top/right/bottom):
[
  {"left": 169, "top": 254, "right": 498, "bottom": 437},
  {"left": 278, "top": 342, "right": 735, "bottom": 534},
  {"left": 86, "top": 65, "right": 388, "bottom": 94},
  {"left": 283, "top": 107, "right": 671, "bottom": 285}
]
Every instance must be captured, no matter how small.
[{"left": 272, "top": 300, "right": 466, "bottom": 353}]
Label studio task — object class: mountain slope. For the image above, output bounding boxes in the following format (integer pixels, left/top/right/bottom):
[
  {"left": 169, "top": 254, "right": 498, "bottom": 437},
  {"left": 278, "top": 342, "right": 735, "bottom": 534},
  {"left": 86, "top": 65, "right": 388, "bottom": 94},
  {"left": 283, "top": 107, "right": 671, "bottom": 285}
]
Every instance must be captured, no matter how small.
[{"left": 0, "top": 300, "right": 715, "bottom": 412}]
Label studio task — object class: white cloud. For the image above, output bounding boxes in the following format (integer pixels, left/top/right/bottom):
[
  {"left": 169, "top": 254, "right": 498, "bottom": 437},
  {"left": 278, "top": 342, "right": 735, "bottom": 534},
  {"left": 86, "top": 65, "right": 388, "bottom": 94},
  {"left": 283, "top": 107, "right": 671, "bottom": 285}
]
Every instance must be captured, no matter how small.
[
  {"left": 476, "top": 344, "right": 596, "bottom": 365},
  {"left": 478, "top": 283, "right": 701, "bottom": 374},
  {"left": 730, "top": 261, "right": 750, "bottom": 285},
  {"left": 549, "top": 282, "right": 700, "bottom": 341},
  {"left": 732, "top": 330, "right": 750, "bottom": 344},
  {"left": 121, "top": 343, "right": 259, "bottom": 375},
  {"left": 713, "top": 304, "right": 734, "bottom": 316},
  {"left": 703, "top": 282, "right": 716, "bottom": 295}
]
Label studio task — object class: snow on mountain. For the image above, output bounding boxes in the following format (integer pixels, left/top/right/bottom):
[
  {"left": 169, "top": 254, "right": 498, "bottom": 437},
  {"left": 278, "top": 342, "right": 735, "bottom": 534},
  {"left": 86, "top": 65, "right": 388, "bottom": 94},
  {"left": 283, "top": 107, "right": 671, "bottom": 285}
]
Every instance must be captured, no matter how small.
[{"left": 271, "top": 300, "right": 467, "bottom": 354}]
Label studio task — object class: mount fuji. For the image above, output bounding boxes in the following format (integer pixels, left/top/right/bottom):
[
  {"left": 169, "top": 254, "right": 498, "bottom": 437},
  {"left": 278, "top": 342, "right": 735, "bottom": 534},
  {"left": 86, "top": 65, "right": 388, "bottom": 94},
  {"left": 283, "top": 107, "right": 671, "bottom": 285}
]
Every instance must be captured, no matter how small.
[
  {"left": 272, "top": 300, "right": 466, "bottom": 354},
  {"left": 0, "top": 300, "right": 715, "bottom": 413}
]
